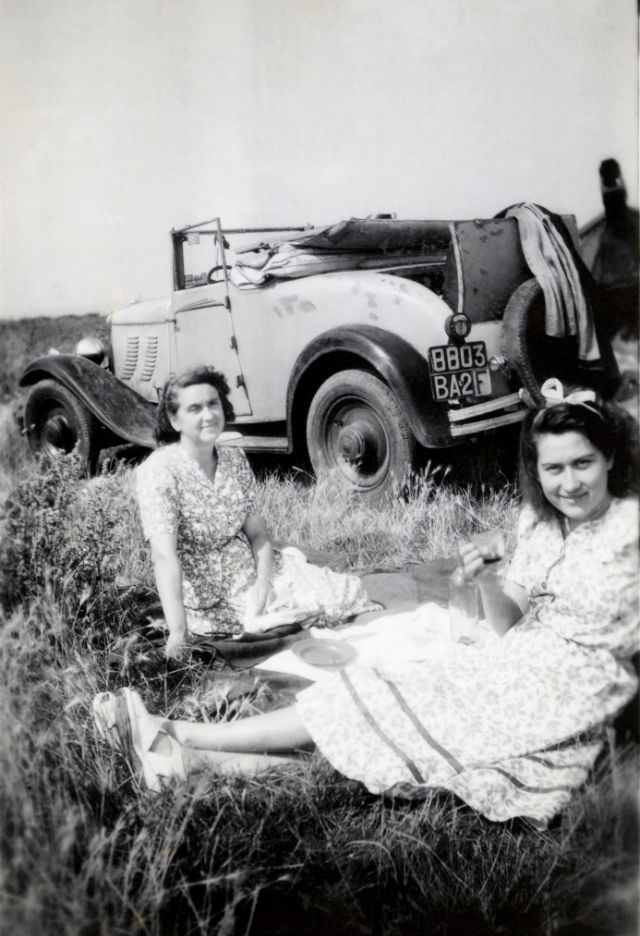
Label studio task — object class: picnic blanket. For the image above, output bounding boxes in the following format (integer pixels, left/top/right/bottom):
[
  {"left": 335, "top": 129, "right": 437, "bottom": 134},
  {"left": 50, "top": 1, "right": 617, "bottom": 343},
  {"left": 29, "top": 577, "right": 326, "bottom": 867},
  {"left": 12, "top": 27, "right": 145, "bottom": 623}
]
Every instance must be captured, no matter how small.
[{"left": 130, "top": 554, "right": 455, "bottom": 671}]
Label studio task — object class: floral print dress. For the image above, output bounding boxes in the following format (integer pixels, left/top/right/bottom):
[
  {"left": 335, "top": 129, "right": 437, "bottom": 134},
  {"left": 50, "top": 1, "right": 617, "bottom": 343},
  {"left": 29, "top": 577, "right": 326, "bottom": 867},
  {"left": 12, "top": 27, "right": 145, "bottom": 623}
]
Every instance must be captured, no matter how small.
[
  {"left": 296, "top": 496, "right": 639, "bottom": 825},
  {"left": 136, "top": 444, "right": 376, "bottom": 636}
]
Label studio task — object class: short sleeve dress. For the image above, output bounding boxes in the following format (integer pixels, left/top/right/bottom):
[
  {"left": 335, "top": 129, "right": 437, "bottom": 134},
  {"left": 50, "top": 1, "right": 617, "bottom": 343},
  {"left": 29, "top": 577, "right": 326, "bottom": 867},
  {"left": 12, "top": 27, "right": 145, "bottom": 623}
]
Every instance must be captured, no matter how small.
[
  {"left": 296, "top": 496, "right": 639, "bottom": 825},
  {"left": 136, "top": 444, "right": 259, "bottom": 635},
  {"left": 136, "top": 443, "right": 377, "bottom": 636}
]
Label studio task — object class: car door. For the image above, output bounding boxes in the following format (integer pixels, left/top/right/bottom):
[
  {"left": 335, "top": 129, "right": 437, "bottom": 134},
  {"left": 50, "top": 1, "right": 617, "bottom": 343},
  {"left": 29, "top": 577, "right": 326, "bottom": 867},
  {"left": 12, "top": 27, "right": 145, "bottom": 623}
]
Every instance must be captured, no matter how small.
[{"left": 171, "top": 283, "right": 252, "bottom": 417}]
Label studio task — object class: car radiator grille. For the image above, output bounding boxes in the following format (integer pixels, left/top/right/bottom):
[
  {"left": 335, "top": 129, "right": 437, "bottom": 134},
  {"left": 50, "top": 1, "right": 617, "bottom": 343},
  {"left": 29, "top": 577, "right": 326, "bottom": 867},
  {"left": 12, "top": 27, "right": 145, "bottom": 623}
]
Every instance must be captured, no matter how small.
[
  {"left": 141, "top": 336, "right": 159, "bottom": 381},
  {"left": 121, "top": 336, "right": 140, "bottom": 380}
]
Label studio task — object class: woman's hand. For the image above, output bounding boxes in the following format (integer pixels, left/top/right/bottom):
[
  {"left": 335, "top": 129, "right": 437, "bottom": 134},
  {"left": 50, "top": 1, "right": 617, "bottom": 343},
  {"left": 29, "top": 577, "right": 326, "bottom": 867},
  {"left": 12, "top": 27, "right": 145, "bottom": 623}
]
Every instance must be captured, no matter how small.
[
  {"left": 459, "top": 530, "right": 506, "bottom": 578},
  {"left": 458, "top": 542, "right": 486, "bottom": 580},
  {"left": 165, "top": 628, "right": 189, "bottom": 660},
  {"left": 457, "top": 535, "right": 528, "bottom": 637}
]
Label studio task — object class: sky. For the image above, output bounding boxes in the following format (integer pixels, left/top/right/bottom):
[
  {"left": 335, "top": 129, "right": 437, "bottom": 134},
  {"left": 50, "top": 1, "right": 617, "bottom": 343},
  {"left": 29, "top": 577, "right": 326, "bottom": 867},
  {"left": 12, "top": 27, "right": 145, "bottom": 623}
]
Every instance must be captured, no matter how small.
[{"left": 0, "top": 0, "right": 637, "bottom": 319}]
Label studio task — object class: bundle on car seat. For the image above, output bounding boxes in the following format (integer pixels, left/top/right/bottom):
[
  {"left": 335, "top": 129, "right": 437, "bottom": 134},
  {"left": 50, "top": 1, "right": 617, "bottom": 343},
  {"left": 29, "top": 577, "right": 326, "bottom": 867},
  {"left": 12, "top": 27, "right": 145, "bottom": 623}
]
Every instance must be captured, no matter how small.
[{"left": 229, "top": 218, "right": 451, "bottom": 289}]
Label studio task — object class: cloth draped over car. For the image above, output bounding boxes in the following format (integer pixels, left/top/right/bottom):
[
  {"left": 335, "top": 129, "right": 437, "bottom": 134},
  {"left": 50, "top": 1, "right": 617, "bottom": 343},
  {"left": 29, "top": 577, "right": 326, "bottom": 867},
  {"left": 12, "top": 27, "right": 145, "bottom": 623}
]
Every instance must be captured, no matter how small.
[{"left": 504, "top": 203, "right": 601, "bottom": 363}]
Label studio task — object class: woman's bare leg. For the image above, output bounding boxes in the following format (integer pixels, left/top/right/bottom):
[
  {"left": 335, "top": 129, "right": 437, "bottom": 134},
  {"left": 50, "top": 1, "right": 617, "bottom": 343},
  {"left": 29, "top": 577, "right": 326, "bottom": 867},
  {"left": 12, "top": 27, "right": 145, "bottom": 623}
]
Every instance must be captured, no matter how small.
[
  {"left": 182, "top": 748, "right": 302, "bottom": 777},
  {"left": 166, "top": 704, "right": 312, "bottom": 754}
]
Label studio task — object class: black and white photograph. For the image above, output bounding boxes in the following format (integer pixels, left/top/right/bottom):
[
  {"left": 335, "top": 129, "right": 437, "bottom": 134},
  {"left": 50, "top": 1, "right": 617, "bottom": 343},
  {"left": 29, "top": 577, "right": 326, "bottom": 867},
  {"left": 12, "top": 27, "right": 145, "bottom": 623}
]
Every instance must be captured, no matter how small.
[{"left": 1, "top": 1, "right": 638, "bottom": 933}]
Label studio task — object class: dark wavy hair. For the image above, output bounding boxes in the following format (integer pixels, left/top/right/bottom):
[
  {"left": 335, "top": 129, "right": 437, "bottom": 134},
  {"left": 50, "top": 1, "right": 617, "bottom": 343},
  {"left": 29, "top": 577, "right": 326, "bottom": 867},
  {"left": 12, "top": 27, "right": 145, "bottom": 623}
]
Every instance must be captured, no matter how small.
[
  {"left": 519, "top": 398, "right": 637, "bottom": 519},
  {"left": 154, "top": 365, "right": 235, "bottom": 445}
]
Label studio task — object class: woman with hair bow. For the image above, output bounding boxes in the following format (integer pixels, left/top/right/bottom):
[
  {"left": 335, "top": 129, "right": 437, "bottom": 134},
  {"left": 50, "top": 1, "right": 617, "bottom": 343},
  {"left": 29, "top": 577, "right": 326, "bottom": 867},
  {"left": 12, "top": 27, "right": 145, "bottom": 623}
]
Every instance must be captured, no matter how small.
[{"left": 95, "top": 384, "right": 638, "bottom": 825}]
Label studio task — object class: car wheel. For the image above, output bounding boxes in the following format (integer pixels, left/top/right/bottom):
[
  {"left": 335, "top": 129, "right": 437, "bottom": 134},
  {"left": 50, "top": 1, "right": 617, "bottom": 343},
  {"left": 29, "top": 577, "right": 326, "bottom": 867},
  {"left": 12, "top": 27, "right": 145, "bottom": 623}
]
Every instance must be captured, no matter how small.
[
  {"left": 501, "top": 278, "right": 548, "bottom": 405},
  {"left": 306, "top": 369, "right": 415, "bottom": 497},
  {"left": 501, "top": 277, "right": 586, "bottom": 405},
  {"left": 502, "top": 277, "right": 620, "bottom": 404},
  {"left": 24, "top": 380, "right": 96, "bottom": 467}
]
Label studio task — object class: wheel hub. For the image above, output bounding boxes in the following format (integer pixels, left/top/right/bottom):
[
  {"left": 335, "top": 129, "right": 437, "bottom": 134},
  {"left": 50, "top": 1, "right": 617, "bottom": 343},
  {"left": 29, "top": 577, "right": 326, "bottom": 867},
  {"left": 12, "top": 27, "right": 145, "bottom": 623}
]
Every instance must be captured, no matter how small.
[
  {"left": 335, "top": 415, "right": 386, "bottom": 470},
  {"left": 42, "top": 413, "right": 75, "bottom": 453},
  {"left": 337, "top": 423, "right": 366, "bottom": 463}
]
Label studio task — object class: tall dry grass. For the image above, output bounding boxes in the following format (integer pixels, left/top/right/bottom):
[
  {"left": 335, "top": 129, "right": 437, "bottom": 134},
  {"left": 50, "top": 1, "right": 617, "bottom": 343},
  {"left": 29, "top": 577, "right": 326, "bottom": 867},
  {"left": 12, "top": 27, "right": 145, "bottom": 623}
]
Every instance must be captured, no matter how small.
[
  {"left": 0, "top": 444, "right": 637, "bottom": 935},
  {"left": 260, "top": 466, "right": 517, "bottom": 570}
]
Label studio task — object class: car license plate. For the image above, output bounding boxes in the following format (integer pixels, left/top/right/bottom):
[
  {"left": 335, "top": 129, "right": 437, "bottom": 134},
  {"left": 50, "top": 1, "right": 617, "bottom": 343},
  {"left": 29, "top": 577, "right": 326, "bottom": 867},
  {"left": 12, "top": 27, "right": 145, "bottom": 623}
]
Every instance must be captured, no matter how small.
[{"left": 428, "top": 341, "right": 492, "bottom": 401}]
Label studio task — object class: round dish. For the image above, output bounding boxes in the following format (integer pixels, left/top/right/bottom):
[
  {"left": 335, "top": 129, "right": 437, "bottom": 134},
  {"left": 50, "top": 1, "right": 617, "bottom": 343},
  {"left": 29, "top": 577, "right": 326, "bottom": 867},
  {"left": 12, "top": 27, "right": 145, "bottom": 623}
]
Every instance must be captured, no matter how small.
[{"left": 292, "top": 638, "right": 357, "bottom": 670}]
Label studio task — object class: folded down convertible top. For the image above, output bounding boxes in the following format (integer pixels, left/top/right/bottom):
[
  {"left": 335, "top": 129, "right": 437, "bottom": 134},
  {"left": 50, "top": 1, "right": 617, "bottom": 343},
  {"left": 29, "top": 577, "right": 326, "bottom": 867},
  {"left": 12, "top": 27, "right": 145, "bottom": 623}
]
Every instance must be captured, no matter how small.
[{"left": 231, "top": 217, "right": 452, "bottom": 288}]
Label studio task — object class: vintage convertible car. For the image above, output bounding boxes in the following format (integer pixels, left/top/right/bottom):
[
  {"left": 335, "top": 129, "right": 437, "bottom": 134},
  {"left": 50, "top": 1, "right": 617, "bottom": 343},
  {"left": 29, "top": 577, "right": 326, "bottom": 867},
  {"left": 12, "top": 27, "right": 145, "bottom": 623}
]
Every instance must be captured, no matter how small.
[{"left": 19, "top": 208, "right": 619, "bottom": 495}]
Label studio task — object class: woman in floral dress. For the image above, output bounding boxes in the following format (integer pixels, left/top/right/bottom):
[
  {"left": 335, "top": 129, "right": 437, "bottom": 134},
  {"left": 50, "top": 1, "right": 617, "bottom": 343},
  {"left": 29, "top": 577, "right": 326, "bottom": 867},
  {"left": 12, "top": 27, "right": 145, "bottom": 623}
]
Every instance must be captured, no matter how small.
[
  {"left": 99, "top": 389, "right": 638, "bottom": 824},
  {"left": 135, "top": 366, "right": 376, "bottom": 659}
]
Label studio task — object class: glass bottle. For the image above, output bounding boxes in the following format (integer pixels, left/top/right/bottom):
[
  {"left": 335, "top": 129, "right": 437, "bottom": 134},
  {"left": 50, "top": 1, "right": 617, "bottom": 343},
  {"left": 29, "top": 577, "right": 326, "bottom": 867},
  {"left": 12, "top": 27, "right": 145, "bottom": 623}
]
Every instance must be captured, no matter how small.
[{"left": 449, "top": 566, "right": 480, "bottom": 644}]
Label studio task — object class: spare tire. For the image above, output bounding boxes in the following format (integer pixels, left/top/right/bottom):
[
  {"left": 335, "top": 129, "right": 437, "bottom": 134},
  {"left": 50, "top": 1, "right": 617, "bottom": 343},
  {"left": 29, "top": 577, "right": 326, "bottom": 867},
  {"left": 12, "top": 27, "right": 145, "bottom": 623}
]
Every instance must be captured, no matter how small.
[
  {"left": 501, "top": 278, "right": 547, "bottom": 404},
  {"left": 501, "top": 277, "right": 619, "bottom": 403}
]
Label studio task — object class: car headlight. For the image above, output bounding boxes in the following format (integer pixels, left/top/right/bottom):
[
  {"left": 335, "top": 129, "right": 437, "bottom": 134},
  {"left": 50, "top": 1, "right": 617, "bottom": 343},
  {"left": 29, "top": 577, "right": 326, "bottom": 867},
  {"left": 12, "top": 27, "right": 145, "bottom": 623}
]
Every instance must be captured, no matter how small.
[{"left": 75, "top": 337, "right": 107, "bottom": 365}]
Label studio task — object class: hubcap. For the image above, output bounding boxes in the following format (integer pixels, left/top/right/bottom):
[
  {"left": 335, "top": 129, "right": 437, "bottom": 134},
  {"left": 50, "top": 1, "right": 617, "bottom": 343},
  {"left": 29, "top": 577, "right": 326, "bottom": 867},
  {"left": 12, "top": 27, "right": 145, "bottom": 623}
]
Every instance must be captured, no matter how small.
[
  {"left": 41, "top": 411, "right": 76, "bottom": 456},
  {"left": 325, "top": 402, "right": 389, "bottom": 487},
  {"left": 336, "top": 418, "right": 383, "bottom": 466}
]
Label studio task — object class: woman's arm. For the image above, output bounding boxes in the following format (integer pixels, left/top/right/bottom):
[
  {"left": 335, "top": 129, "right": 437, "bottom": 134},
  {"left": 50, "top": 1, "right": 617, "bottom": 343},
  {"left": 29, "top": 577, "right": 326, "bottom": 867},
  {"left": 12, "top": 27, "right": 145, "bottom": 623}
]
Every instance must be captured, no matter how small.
[
  {"left": 242, "top": 512, "right": 275, "bottom": 615},
  {"left": 458, "top": 542, "right": 529, "bottom": 637},
  {"left": 148, "top": 530, "right": 189, "bottom": 658}
]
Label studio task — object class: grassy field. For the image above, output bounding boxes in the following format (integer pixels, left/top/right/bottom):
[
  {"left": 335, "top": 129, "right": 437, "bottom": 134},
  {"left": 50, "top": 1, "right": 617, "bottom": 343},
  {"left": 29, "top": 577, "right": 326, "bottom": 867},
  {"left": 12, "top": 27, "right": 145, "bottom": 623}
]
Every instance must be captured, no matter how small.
[
  {"left": 0, "top": 315, "right": 638, "bottom": 935},
  {"left": 0, "top": 313, "right": 110, "bottom": 402}
]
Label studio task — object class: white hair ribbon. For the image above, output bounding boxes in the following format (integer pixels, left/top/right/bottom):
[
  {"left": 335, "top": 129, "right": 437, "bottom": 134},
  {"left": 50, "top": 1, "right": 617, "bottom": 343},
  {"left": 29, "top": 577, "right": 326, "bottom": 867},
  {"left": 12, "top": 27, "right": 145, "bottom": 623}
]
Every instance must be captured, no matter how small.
[
  {"left": 539, "top": 378, "right": 597, "bottom": 407},
  {"left": 534, "top": 377, "right": 603, "bottom": 421}
]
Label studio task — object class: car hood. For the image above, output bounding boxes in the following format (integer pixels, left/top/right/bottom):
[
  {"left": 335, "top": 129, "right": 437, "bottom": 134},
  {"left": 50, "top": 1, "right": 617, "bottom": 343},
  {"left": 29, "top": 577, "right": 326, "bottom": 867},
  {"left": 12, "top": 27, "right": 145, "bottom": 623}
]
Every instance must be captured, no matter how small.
[{"left": 110, "top": 297, "right": 172, "bottom": 326}]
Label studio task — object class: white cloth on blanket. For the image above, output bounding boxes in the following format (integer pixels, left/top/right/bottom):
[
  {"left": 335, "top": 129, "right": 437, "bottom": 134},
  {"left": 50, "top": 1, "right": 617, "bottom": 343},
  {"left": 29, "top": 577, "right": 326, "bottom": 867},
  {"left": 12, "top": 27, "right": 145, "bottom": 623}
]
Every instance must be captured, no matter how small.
[{"left": 255, "top": 603, "right": 498, "bottom": 678}]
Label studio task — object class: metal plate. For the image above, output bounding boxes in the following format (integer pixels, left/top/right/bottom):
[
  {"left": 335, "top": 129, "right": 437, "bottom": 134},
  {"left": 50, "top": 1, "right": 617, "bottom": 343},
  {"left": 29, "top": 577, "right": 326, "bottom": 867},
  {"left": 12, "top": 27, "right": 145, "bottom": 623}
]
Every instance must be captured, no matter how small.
[
  {"left": 292, "top": 638, "right": 357, "bottom": 669},
  {"left": 428, "top": 341, "right": 492, "bottom": 402}
]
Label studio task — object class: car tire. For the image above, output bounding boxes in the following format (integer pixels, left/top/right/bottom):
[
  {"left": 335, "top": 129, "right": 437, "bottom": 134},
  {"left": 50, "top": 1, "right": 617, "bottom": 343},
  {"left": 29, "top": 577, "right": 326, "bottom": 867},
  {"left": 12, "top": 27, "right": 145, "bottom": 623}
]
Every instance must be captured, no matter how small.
[
  {"left": 24, "top": 380, "right": 96, "bottom": 467},
  {"left": 306, "top": 369, "right": 415, "bottom": 497},
  {"left": 501, "top": 278, "right": 547, "bottom": 405},
  {"left": 501, "top": 276, "right": 620, "bottom": 404}
]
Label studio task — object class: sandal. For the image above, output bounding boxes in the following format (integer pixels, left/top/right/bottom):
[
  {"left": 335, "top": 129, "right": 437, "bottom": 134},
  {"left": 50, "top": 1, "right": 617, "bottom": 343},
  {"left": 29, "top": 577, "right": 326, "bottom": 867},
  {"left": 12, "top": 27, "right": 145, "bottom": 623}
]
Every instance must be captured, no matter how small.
[{"left": 92, "top": 688, "right": 186, "bottom": 792}]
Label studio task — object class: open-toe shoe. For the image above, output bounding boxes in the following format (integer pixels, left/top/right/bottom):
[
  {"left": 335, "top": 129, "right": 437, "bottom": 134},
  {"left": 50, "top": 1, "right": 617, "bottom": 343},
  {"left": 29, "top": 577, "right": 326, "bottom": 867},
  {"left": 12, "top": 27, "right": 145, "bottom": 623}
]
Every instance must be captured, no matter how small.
[{"left": 92, "top": 688, "right": 186, "bottom": 792}]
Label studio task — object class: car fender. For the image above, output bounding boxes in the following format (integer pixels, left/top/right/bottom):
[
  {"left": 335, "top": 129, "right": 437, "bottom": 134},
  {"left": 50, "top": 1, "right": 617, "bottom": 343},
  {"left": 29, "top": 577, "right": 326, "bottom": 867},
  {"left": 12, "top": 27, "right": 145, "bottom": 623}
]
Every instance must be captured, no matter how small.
[
  {"left": 19, "top": 354, "right": 157, "bottom": 448},
  {"left": 286, "top": 325, "right": 453, "bottom": 449}
]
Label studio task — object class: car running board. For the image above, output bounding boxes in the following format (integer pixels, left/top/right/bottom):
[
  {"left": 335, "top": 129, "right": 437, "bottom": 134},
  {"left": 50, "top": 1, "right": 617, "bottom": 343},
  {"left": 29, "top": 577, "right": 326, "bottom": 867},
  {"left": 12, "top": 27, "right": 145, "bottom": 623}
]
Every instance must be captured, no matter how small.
[{"left": 217, "top": 432, "right": 290, "bottom": 453}]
